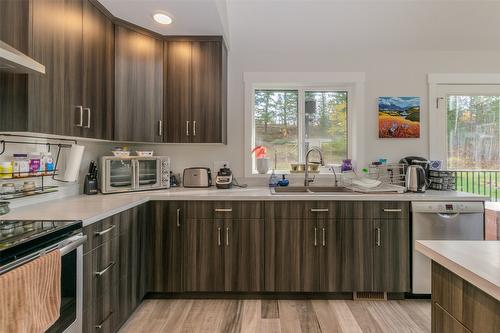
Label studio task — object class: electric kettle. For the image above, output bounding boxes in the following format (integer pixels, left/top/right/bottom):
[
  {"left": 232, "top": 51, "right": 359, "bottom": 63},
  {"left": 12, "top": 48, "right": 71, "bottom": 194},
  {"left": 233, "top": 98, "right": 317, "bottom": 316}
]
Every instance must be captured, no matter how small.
[{"left": 405, "top": 165, "right": 427, "bottom": 192}]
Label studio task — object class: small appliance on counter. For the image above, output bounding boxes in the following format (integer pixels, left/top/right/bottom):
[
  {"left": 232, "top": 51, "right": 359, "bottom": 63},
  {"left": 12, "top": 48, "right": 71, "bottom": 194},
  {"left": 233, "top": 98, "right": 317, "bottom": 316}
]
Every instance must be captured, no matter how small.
[
  {"left": 215, "top": 164, "right": 233, "bottom": 189},
  {"left": 83, "top": 160, "right": 98, "bottom": 195},
  {"left": 183, "top": 167, "right": 212, "bottom": 188},
  {"left": 405, "top": 165, "right": 428, "bottom": 192},
  {"left": 400, "top": 156, "right": 430, "bottom": 178},
  {"left": 100, "top": 156, "right": 170, "bottom": 194}
]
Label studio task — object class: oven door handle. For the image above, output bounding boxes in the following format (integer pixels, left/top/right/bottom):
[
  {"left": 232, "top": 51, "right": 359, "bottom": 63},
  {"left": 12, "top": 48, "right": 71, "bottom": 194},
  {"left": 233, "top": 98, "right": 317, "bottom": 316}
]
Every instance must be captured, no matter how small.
[{"left": 59, "top": 235, "right": 87, "bottom": 256}]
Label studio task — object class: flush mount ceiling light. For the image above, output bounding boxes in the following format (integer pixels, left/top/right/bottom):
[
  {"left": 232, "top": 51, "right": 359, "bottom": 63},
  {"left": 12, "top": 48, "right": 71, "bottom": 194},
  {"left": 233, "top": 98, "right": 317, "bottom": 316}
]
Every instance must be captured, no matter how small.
[{"left": 153, "top": 12, "right": 173, "bottom": 25}]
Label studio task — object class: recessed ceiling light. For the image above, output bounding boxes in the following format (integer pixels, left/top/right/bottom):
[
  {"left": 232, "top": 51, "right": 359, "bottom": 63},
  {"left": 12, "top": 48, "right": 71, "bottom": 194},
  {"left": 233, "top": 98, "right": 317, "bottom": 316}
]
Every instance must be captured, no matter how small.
[{"left": 153, "top": 12, "right": 173, "bottom": 25}]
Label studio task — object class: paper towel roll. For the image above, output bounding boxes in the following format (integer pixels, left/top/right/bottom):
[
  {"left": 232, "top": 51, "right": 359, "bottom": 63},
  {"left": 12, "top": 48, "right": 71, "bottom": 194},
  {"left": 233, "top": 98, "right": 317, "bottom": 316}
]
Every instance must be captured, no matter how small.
[{"left": 62, "top": 144, "right": 85, "bottom": 182}]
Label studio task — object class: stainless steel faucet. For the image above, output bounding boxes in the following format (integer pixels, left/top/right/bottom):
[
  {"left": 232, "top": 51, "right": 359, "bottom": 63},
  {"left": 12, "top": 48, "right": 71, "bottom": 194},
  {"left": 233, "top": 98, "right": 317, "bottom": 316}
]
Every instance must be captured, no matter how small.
[{"left": 304, "top": 147, "right": 324, "bottom": 187}]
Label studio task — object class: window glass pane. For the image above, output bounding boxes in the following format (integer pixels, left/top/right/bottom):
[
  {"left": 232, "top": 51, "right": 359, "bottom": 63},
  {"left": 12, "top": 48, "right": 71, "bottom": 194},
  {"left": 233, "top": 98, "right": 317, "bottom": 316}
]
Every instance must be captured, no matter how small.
[
  {"left": 447, "top": 95, "right": 500, "bottom": 170},
  {"left": 254, "top": 90, "right": 299, "bottom": 170},
  {"left": 305, "top": 91, "right": 348, "bottom": 164}
]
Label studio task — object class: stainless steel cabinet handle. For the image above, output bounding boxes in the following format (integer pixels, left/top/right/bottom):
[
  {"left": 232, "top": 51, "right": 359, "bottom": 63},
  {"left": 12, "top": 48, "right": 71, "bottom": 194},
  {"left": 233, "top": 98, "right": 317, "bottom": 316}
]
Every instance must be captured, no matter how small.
[
  {"left": 322, "top": 228, "right": 326, "bottom": 247},
  {"left": 314, "top": 227, "right": 317, "bottom": 246},
  {"left": 95, "top": 262, "right": 115, "bottom": 277},
  {"left": 75, "top": 106, "right": 83, "bottom": 127},
  {"left": 95, "top": 312, "right": 113, "bottom": 329},
  {"left": 94, "top": 225, "right": 115, "bottom": 236},
  {"left": 226, "top": 227, "right": 229, "bottom": 246},
  {"left": 383, "top": 208, "right": 402, "bottom": 212},
  {"left": 217, "top": 227, "right": 222, "bottom": 246},
  {"left": 186, "top": 121, "right": 190, "bottom": 136},
  {"left": 311, "top": 208, "right": 329, "bottom": 212},
  {"left": 176, "top": 208, "right": 181, "bottom": 227},
  {"left": 83, "top": 107, "right": 91, "bottom": 128},
  {"left": 215, "top": 208, "right": 232, "bottom": 212},
  {"left": 193, "top": 120, "right": 196, "bottom": 136},
  {"left": 158, "top": 120, "right": 163, "bottom": 136},
  {"left": 376, "top": 227, "right": 381, "bottom": 246}
]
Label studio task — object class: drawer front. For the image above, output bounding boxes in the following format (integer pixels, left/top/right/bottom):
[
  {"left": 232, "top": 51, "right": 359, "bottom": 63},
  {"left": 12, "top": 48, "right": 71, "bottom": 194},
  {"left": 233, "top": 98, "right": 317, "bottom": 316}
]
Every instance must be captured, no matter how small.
[
  {"left": 266, "top": 201, "right": 344, "bottom": 220},
  {"left": 83, "top": 288, "right": 118, "bottom": 333},
  {"left": 364, "top": 201, "right": 409, "bottom": 219},
  {"left": 83, "top": 237, "right": 120, "bottom": 310},
  {"left": 185, "top": 201, "right": 264, "bottom": 219},
  {"left": 432, "top": 303, "right": 471, "bottom": 333},
  {"left": 83, "top": 216, "right": 119, "bottom": 253}
]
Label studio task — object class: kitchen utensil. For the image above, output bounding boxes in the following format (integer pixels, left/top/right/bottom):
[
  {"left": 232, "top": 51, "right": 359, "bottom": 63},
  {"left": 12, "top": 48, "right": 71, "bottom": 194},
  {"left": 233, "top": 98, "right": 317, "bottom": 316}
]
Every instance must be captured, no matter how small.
[
  {"left": 405, "top": 165, "right": 427, "bottom": 192},
  {"left": 183, "top": 167, "right": 212, "bottom": 188}
]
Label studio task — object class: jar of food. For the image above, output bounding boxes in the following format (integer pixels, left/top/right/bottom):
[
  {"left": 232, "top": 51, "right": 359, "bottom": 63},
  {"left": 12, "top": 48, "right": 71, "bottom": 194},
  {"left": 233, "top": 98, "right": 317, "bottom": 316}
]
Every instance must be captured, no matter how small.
[
  {"left": 28, "top": 154, "right": 41, "bottom": 175},
  {"left": 0, "top": 161, "right": 13, "bottom": 179},
  {"left": 1, "top": 183, "right": 16, "bottom": 194},
  {"left": 13, "top": 154, "right": 30, "bottom": 178},
  {"left": 22, "top": 181, "right": 36, "bottom": 195}
]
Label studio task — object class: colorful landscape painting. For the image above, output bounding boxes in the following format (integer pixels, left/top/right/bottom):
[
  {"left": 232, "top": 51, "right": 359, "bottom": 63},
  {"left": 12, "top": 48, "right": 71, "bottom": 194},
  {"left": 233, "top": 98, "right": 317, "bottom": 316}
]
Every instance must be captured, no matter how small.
[{"left": 378, "top": 96, "right": 420, "bottom": 138}]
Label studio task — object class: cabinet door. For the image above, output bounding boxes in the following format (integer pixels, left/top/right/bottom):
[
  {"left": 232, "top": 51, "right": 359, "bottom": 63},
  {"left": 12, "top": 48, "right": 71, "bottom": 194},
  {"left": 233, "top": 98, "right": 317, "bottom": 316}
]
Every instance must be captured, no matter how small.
[
  {"left": 373, "top": 219, "right": 410, "bottom": 292},
  {"left": 224, "top": 219, "right": 264, "bottom": 292},
  {"left": 82, "top": 0, "right": 114, "bottom": 140},
  {"left": 114, "top": 25, "right": 163, "bottom": 142},
  {"left": 265, "top": 219, "right": 319, "bottom": 292},
  {"left": 149, "top": 201, "right": 184, "bottom": 292},
  {"left": 352, "top": 219, "right": 375, "bottom": 291},
  {"left": 190, "top": 41, "right": 222, "bottom": 143},
  {"left": 29, "top": 0, "right": 83, "bottom": 136},
  {"left": 165, "top": 41, "right": 191, "bottom": 143},
  {"left": 184, "top": 219, "right": 224, "bottom": 291},
  {"left": 319, "top": 219, "right": 355, "bottom": 292}
]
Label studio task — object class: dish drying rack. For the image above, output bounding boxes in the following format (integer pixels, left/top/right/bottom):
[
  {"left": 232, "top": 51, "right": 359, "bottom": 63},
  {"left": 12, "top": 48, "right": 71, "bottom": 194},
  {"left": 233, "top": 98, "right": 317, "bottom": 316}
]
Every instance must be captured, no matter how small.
[
  {"left": 367, "top": 163, "right": 406, "bottom": 186},
  {"left": 0, "top": 134, "right": 76, "bottom": 200}
]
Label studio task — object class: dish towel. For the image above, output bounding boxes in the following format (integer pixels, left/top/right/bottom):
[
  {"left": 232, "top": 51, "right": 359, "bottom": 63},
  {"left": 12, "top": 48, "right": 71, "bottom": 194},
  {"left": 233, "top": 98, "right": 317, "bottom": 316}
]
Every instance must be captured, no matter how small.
[{"left": 0, "top": 250, "right": 61, "bottom": 333}]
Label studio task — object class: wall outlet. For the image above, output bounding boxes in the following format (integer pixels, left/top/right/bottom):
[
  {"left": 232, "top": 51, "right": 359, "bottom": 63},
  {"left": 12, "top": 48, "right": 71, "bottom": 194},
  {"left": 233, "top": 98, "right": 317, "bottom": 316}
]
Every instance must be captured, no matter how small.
[{"left": 213, "top": 161, "right": 229, "bottom": 172}]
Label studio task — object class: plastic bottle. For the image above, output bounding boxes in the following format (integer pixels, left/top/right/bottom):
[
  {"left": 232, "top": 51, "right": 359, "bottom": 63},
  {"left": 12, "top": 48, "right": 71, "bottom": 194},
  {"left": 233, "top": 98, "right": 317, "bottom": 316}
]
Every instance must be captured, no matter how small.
[{"left": 268, "top": 170, "right": 279, "bottom": 187}]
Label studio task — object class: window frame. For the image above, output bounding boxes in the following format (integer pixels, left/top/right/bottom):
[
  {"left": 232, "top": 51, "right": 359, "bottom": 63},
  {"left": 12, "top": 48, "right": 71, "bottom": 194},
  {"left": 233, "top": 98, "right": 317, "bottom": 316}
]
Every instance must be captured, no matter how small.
[
  {"left": 244, "top": 72, "right": 365, "bottom": 177},
  {"left": 428, "top": 73, "right": 500, "bottom": 170}
]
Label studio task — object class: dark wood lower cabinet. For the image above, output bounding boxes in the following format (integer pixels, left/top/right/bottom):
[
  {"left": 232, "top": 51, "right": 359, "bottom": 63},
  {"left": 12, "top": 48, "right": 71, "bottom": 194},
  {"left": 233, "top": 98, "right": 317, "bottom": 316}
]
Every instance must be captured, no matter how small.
[
  {"left": 265, "top": 219, "right": 319, "bottom": 292},
  {"left": 432, "top": 261, "right": 499, "bottom": 333},
  {"left": 184, "top": 219, "right": 225, "bottom": 292}
]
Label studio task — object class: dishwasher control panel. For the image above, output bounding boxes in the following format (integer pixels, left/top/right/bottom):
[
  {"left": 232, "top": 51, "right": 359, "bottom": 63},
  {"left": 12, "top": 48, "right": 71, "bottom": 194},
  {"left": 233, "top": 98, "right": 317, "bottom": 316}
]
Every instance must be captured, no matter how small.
[{"left": 412, "top": 201, "right": 484, "bottom": 214}]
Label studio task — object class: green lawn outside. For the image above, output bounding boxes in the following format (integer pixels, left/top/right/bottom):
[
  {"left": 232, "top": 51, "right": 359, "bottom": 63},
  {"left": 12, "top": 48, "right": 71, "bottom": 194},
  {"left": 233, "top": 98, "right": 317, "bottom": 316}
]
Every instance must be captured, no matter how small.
[{"left": 454, "top": 171, "right": 500, "bottom": 202}]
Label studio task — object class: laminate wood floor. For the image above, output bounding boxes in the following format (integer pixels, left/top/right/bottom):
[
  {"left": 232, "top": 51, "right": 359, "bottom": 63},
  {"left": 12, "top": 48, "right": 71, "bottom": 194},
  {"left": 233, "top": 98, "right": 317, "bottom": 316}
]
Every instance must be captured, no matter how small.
[{"left": 119, "top": 299, "right": 431, "bottom": 333}]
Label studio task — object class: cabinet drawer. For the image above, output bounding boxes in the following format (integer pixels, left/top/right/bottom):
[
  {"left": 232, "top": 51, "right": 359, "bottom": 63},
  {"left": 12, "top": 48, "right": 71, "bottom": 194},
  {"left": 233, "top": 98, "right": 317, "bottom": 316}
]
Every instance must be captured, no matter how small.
[
  {"left": 185, "top": 201, "right": 264, "bottom": 219},
  {"left": 433, "top": 302, "right": 471, "bottom": 333},
  {"left": 83, "top": 237, "right": 120, "bottom": 310},
  {"left": 363, "top": 201, "right": 409, "bottom": 219},
  {"left": 83, "top": 216, "right": 119, "bottom": 253},
  {"left": 265, "top": 201, "right": 343, "bottom": 219},
  {"left": 83, "top": 289, "right": 118, "bottom": 333}
]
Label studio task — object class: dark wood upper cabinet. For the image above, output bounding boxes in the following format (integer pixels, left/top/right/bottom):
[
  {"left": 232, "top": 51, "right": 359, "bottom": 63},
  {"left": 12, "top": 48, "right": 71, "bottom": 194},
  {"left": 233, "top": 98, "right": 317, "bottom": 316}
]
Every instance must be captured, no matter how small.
[
  {"left": 82, "top": 0, "right": 114, "bottom": 140},
  {"left": 165, "top": 41, "right": 191, "bottom": 143},
  {"left": 164, "top": 38, "right": 227, "bottom": 144},
  {"left": 114, "top": 24, "right": 163, "bottom": 142},
  {"left": 29, "top": 0, "right": 83, "bottom": 136}
]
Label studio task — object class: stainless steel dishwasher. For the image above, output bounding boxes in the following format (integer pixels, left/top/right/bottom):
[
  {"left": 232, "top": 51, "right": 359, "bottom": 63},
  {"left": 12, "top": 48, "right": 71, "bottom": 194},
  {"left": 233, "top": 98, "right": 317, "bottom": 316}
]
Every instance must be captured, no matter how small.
[{"left": 411, "top": 201, "right": 484, "bottom": 294}]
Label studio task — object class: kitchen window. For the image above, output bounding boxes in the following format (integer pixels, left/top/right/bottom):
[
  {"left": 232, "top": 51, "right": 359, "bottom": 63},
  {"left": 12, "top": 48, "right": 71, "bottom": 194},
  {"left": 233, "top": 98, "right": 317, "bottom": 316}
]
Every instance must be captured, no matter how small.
[{"left": 252, "top": 88, "right": 349, "bottom": 172}]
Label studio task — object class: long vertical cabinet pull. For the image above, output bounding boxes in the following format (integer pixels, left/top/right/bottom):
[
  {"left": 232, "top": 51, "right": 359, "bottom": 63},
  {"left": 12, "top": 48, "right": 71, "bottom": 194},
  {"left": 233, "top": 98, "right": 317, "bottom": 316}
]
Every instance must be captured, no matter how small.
[
  {"left": 193, "top": 121, "right": 196, "bottom": 136},
  {"left": 225, "top": 227, "right": 229, "bottom": 246},
  {"left": 217, "top": 227, "right": 221, "bottom": 246},
  {"left": 376, "top": 227, "right": 381, "bottom": 246},
  {"left": 176, "top": 208, "right": 181, "bottom": 227},
  {"left": 158, "top": 120, "right": 163, "bottom": 136},
  {"left": 314, "top": 227, "right": 317, "bottom": 246},
  {"left": 83, "top": 108, "right": 91, "bottom": 128},
  {"left": 322, "top": 228, "right": 326, "bottom": 247},
  {"left": 186, "top": 121, "right": 190, "bottom": 136}
]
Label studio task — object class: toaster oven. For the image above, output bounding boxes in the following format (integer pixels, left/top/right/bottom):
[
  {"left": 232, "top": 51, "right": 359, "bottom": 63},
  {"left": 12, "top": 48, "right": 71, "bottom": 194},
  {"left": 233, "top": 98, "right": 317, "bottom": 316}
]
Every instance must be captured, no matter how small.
[{"left": 100, "top": 156, "right": 170, "bottom": 193}]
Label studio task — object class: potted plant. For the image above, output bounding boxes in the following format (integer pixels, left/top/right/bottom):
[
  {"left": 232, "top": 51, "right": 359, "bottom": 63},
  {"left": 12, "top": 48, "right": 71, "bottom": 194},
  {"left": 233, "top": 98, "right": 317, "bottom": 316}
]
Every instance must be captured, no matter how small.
[{"left": 251, "top": 145, "right": 271, "bottom": 174}]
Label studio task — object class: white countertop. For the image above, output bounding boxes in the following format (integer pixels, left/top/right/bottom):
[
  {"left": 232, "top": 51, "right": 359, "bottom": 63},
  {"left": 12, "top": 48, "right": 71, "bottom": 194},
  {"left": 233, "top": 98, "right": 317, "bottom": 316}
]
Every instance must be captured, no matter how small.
[
  {"left": 1, "top": 187, "right": 486, "bottom": 226},
  {"left": 415, "top": 240, "right": 500, "bottom": 301}
]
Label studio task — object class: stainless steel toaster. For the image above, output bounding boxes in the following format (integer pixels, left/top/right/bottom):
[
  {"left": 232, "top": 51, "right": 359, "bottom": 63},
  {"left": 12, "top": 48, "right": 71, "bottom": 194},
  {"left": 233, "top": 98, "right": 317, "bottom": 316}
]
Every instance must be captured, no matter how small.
[{"left": 183, "top": 167, "right": 212, "bottom": 188}]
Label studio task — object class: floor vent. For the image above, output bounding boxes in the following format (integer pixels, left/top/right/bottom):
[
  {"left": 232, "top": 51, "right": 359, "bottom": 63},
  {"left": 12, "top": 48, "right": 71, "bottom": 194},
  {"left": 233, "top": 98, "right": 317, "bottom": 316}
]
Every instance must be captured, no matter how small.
[{"left": 354, "top": 292, "right": 387, "bottom": 301}]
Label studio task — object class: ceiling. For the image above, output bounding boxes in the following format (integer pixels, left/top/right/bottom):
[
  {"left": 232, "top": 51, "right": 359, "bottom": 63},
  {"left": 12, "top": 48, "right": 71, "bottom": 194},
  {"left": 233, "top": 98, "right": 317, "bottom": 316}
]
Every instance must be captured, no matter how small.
[{"left": 98, "top": 0, "right": 229, "bottom": 40}]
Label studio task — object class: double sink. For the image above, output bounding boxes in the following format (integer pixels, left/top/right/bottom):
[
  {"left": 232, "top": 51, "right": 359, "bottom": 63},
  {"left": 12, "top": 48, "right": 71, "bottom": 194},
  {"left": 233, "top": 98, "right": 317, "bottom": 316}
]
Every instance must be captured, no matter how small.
[{"left": 271, "top": 186, "right": 358, "bottom": 195}]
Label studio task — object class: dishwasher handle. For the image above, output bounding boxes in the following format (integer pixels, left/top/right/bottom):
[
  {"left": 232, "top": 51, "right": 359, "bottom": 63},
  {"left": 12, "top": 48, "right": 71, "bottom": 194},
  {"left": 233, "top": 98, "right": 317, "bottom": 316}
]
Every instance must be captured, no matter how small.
[{"left": 436, "top": 212, "right": 461, "bottom": 219}]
